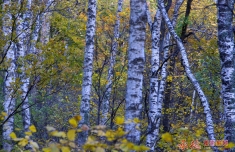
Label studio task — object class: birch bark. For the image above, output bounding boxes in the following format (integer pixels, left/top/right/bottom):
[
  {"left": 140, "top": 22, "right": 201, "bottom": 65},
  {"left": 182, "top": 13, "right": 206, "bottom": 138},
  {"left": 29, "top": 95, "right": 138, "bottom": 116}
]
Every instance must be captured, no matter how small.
[
  {"left": 159, "top": 0, "right": 217, "bottom": 150},
  {"left": 163, "top": 0, "right": 193, "bottom": 133},
  {"left": 146, "top": 9, "right": 162, "bottom": 149},
  {"left": 78, "top": 0, "right": 97, "bottom": 145},
  {"left": 16, "top": 0, "right": 32, "bottom": 133},
  {"left": 146, "top": 0, "right": 183, "bottom": 150},
  {"left": 2, "top": 0, "right": 16, "bottom": 151},
  {"left": 100, "top": 0, "right": 123, "bottom": 125},
  {"left": 30, "top": 13, "right": 41, "bottom": 54},
  {"left": 124, "top": 0, "right": 147, "bottom": 144},
  {"left": 40, "top": 0, "right": 52, "bottom": 45},
  {"left": 217, "top": 0, "right": 235, "bottom": 151}
]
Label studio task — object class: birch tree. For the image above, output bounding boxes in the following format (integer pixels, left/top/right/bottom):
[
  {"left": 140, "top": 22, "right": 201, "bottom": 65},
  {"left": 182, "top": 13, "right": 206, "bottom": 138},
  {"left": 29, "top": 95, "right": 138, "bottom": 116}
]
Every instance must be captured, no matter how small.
[
  {"left": 100, "top": 0, "right": 123, "bottom": 125},
  {"left": 2, "top": 0, "right": 16, "bottom": 151},
  {"left": 30, "top": 10, "right": 41, "bottom": 54},
  {"left": 16, "top": 0, "right": 32, "bottom": 133},
  {"left": 146, "top": 0, "right": 183, "bottom": 150},
  {"left": 217, "top": 0, "right": 235, "bottom": 151},
  {"left": 159, "top": 0, "right": 217, "bottom": 150},
  {"left": 146, "top": 8, "right": 162, "bottom": 150},
  {"left": 40, "top": 0, "right": 52, "bottom": 45},
  {"left": 163, "top": 0, "right": 193, "bottom": 133},
  {"left": 124, "top": 0, "right": 147, "bottom": 144},
  {"left": 78, "top": 0, "right": 97, "bottom": 145}
]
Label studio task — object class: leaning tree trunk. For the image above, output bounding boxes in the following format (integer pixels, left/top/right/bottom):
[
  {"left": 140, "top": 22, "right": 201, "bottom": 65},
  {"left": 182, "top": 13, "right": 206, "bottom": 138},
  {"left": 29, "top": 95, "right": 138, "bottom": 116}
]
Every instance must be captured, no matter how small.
[
  {"left": 100, "top": 0, "right": 123, "bottom": 125},
  {"left": 146, "top": 0, "right": 183, "bottom": 150},
  {"left": 16, "top": 0, "right": 32, "bottom": 133},
  {"left": 159, "top": 0, "right": 218, "bottom": 151},
  {"left": 77, "top": 0, "right": 97, "bottom": 145},
  {"left": 217, "top": 0, "right": 235, "bottom": 151},
  {"left": 2, "top": 0, "right": 16, "bottom": 151},
  {"left": 124, "top": 0, "right": 147, "bottom": 144},
  {"left": 163, "top": 0, "right": 193, "bottom": 133}
]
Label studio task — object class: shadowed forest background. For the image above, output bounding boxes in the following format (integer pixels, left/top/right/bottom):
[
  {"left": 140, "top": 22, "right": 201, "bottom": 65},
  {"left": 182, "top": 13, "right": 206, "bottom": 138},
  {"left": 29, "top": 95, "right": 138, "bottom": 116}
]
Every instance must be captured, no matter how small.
[{"left": 0, "top": 0, "right": 234, "bottom": 151}]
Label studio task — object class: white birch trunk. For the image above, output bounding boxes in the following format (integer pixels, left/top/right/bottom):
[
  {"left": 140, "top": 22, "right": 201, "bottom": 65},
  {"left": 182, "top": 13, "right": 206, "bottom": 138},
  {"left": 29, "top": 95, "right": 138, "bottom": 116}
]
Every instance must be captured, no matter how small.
[
  {"left": 16, "top": 0, "right": 32, "bottom": 133},
  {"left": 30, "top": 13, "right": 41, "bottom": 54},
  {"left": 2, "top": 0, "right": 16, "bottom": 151},
  {"left": 100, "top": 0, "right": 123, "bottom": 125},
  {"left": 3, "top": 46, "right": 16, "bottom": 152},
  {"left": 78, "top": 0, "right": 97, "bottom": 145},
  {"left": 190, "top": 90, "right": 196, "bottom": 121},
  {"left": 217, "top": 0, "right": 235, "bottom": 151},
  {"left": 40, "top": 0, "right": 52, "bottom": 45},
  {"left": 146, "top": 9, "right": 162, "bottom": 149},
  {"left": 146, "top": 0, "right": 183, "bottom": 150},
  {"left": 124, "top": 0, "right": 147, "bottom": 144},
  {"left": 159, "top": 0, "right": 217, "bottom": 150}
]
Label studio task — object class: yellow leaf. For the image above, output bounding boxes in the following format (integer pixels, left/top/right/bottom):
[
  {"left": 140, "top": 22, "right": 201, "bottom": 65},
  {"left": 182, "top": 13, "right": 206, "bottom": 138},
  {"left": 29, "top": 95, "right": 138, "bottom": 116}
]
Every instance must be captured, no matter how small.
[
  {"left": 15, "top": 128, "right": 21, "bottom": 131},
  {"left": 10, "top": 132, "right": 17, "bottom": 139},
  {"left": 42, "top": 147, "right": 51, "bottom": 152},
  {"left": 1, "top": 112, "right": 7, "bottom": 116},
  {"left": 69, "top": 118, "right": 77, "bottom": 128},
  {"left": 116, "top": 127, "right": 125, "bottom": 136},
  {"left": 25, "top": 135, "right": 30, "bottom": 139},
  {"left": 95, "top": 147, "right": 105, "bottom": 152},
  {"left": 51, "top": 131, "right": 66, "bottom": 138},
  {"left": 116, "top": 72, "right": 121, "bottom": 76},
  {"left": 137, "top": 145, "right": 149, "bottom": 151},
  {"left": 13, "top": 138, "right": 23, "bottom": 141},
  {"left": 29, "top": 125, "right": 37, "bottom": 133},
  {"left": 106, "top": 130, "right": 115, "bottom": 141},
  {"left": 29, "top": 140, "right": 39, "bottom": 149},
  {"left": 18, "top": 139, "right": 28, "bottom": 147},
  {"left": 196, "top": 130, "right": 202, "bottom": 137},
  {"left": 25, "top": 131, "right": 32, "bottom": 136},
  {"left": 97, "top": 130, "right": 106, "bottom": 136},
  {"left": 61, "top": 146, "right": 70, "bottom": 152},
  {"left": 60, "top": 139, "right": 68, "bottom": 144},
  {"left": 115, "top": 117, "right": 124, "bottom": 125},
  {"left": 67, "top": 129, "right": 76, "bottom": 141},
  {"left": 49, "top": 143, "right": 60, "bottom": 152},
  {"left": 46, "top": 126, "right": 56, "bottom": 132},
  {"left": 225, "top": 142, "right": 235, "bottom": 149},
  {"left": 167, "top": 75, "right": 173, "bottom": 82},
  {"left": 161, "top": 132, "right": 173, "bottom": 142},
  {"left": 133, "top": 118, "right": 140, "bottom": 123},
  {"left": 68, "top": 142, "right": 76, "bottom": 148},
  {"left": 95, "top": 125, "right": 106, "bottom": 130}
]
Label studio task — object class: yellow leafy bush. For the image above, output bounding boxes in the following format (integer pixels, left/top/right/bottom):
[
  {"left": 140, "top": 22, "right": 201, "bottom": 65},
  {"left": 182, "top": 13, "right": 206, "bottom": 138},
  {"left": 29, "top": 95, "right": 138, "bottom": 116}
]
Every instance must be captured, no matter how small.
[{"left": 8, "top": 115, "right": 148, "bottom": 152}]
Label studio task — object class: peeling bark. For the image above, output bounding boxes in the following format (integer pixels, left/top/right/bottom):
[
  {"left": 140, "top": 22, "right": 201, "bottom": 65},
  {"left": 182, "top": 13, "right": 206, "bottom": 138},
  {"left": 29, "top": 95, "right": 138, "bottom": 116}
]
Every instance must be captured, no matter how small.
[
  {"left": 124, "top": 0, "right": 147, "bottom": 144},
  {"left": 78, "top": 0, "right": 97, "bottom": 145}
]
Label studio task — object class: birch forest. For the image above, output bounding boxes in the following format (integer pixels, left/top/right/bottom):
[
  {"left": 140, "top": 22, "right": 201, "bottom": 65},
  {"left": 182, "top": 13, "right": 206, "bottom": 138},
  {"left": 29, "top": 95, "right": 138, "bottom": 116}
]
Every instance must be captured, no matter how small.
[{"left": 0, "top": 0, "right": 235, "bottom": 151}]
